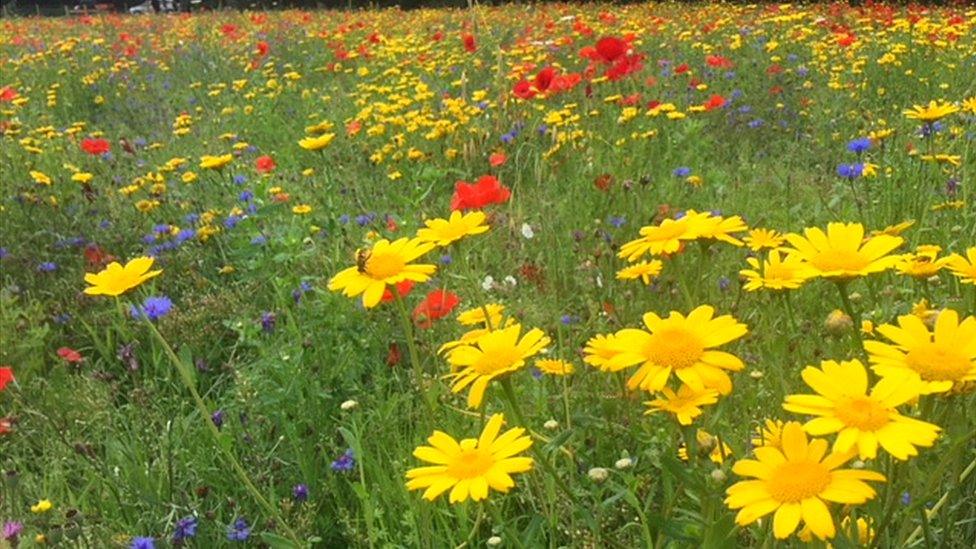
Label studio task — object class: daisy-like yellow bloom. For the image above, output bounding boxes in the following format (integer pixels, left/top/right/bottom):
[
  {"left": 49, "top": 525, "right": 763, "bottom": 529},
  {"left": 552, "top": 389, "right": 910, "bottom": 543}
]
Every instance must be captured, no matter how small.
[
  {"left": 725, "top": 422, "right": 886, "bottom": 540},
  {"left": 743, "top": 228, "right": 785, "bottom": 252},
  {"left": 30, "top": 499, "right": 53, "bottom": 514},
  {"left": 445, "top": 323, "right": 550, "bottom": 408},
  {"left": 405, "top": 413, "right": 532, "bottom": 503},
  {"left": 582, "top": 333, "right": 628, "bottom": 372},
  {"left": 903, "top": 100, "right": 960, "bottom": 123},
  {"left": 71, "top": 172, "right": 93, "bottom": 183},
  {"left": 298, "top": 133, "right": 336, "bottom": 151},
  {"left": 692, "top": 210, "right": 748, "bottom": 246},
  {"left": 644, "top": 384, "right": 719, "bottom": 425},
  {"left": 199, "top": 154, "right": 233, "bottom": 170},
  {"left": 535, "top": 358, "right": 574, "bottom": 376},
  {"left": 438, "top": 319, "right": 518, "bottom": 355},
  {"left": 457, "top": 303, "right": 504, "bottom": 326},
  {"left": 799, "top": 516, "right": 874, "bottom": 545},
  {"left": 615, "top": 259, "right": 663, "bottom": 285},
  {"left": 604, "top": 305, "right": 748, "bottom": 394},
  {"left": 292, "top": 204, "right": 312, "bottom": 215},
  {"left": 751, "top": 419, "right": 785, "bottom": 450},
  {"left": 84, "top": 256, "right": 162, "bottom": 297},
  {"left": 678, "top": 429, "right": 733, "bottom": 464},
  {"left": 784, "top": 222, "right": 903, "bottom": 280},
  {"left": 327, "top": 238, "right": 436, "bottom": 308},
  {"left": 947, "top": 247, "right": 976, "bottom": 285},
  {"left": 871, "top": 220, "right": 914, "bottom": 238},
  {"left": 910, "top": 299, "right": 939, "bottom": 325},
  {"left": 895, "top": 245, "right": 952, "bottom": 278},
  {"left": 617, "top": 215, "right": 703, "bottom": 261},
  {"left": 962, "top": 97, "right": 976, "bottom": 115},
  {"left": 864, "top": 309, "right": 976, "bottom": 393},
  {"left": 740, "top": 250, "right": 817, "bottom": 291},
  {"left": 415, "top": 210, "right": 489, "bottom": 247},
  {"left": 783, "top": 359, "right": 940, "bottom": 460},
  {"left": 30, "top": 170, "right": 52, "bottom": 185}
]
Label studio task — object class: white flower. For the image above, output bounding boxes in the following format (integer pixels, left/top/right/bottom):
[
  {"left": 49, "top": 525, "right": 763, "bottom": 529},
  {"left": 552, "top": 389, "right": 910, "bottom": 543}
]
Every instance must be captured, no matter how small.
[
  {"left": 487, "top": 536, "right": 503, "bottom": 547},
  {"left": 503, "top": 275, "right": 517, "bottom": 286},
  {"left": 588, "top": 467, "right": 609, "bottom": 483},
  {"left": 614, "top": 457, "right": 634, "bottom": 470},
  {"left": 521, "top": 222, "right": 535, "bottom": 239},
  {"left": 543, "top": 419, "right": 559, "bottom": 430},
  {"left": 340, "top": 399, "right": 358, "bottom": 411},
  {"left": 481, "top": 275, "right": 494, "bottom": 291}
]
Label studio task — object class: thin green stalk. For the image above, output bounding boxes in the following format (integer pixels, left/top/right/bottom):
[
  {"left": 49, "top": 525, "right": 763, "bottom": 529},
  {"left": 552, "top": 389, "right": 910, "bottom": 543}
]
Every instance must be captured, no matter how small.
[
  {"left": 393, "top": 291, "right": 436, "bottom": 417},
  {"left": 143, "top": 320, "right": 303, "bottom": 547},
  {"left": 903, "top": 455, "right": 976, "bottom": 547},
  {"left": 835, "top": 281, "right": 866, "bottom": 358}
]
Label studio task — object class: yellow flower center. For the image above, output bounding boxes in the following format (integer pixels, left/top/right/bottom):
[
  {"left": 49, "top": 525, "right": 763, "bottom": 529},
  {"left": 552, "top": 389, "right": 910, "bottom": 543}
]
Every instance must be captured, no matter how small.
[
  {"left": 647, "top": 329, "right": 704, "bottom": 369},
  {"left": 366, "top": 252, "right": 405, "bottom": 279},
  {"left": 835, "top": 396, "right": 890, "bottom": 431},
  {"left": 905, "top": 343, "right": 971, "bottom": 381},
  {"left": 446, "top": 441, "right": 494, "bottom": 479},
  {"left": 810, "top": 250, "right": 869, "bottom": 273},
  {"left": 767, "top": 462, "right": 831, "bottom": 503},
  {"left": 474, "top": 346, "right": 521, "bottom": 374}
]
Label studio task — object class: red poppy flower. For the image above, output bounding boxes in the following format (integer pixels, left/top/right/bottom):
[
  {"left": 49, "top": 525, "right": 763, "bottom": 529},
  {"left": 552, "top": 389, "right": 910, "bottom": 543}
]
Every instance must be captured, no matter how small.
[
  {"left": 594, "top": 36, "right": 628, "bottom": 63},
  {"left": 412, "top": 289, "right": 460, "bottom": 329},
  {"left": 256, "top": 41, "right": 270, "bottom": 56},
  {"left": 255, "top": 155, "right": 276, "bottom": 173},
  {"left": 489, "top": 152, "right": 507, "bottom": 167},
  {"left": 386, "top": 342, "right": 402, "bottom": 367},
  {"left": 450, "top": 175, "right": 512, "bottom": 211},
  {"left": 80, "top": 138, "right": 110, "bottom": 156},
  {"left": 534, "top": 66, "right": 556, "bottom": 92},
  {"left": 431, "top": 30, "right": 444, "bottom": 42},
  {"left": 0, "top": 86, "right": 18, "bottom": 102},
  {"left": 57, "top": 347, "right": 83, "bottom": 363},
  {"left": 0, "top": 366, "right": 13, "bottom": 392},
  {"left": 606, "top": 54, "right": 643, "bottom": 81},
  {"left": 462, "top": 33, "right": 477, "bottom": 53},
  {"left": 381, "top": 280, "right": 414, "bottom": 303},
  {"left": 705, "top": 54, "right": 734, "bottom": 69},
  {"left": 674, "top": 63, "right": 690, "bottom": 75},
  {"left": 512, "top": 79, "right": 536, "bottom": 99},
  {"left": 703, "top": 94, "right": 726, "bottom": 111},
  {"left": 346, "top": 120, "right": 362, "bottom": 135}
]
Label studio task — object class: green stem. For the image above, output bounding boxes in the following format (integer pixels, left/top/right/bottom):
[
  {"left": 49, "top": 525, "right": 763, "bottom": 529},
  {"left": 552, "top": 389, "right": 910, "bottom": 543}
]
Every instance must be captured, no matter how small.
[
  {"left": 835, "top": 281, "right": 866, "bottom": 358},
  {"left": 393, "top": 292, "right": 436, "bottom": 417},
  {"left": 904, "top": 455, "right": 976, "bottom": 546},
  {"left": 143, "top": 320, "right": 303, "bottom": 547}
]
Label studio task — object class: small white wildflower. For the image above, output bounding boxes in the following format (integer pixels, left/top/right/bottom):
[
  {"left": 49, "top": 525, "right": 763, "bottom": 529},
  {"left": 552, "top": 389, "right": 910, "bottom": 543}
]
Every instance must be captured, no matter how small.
[
  {"left": 481, "top": 275, "right": 494, "bottom": 291},
  {"left": 486, "top": 536, "right": 503, "bottom": 547},
  {"left": 521, "top": 223, "right": 535, "bottom": 239},
  {"left": 588, "top": 467, "right": 609, "bottom": 483},
  {"left": 614, "top": 457, "right": 633, "bottom": 470},
  {"left": 710, "top": 469, "right": 727, "bottom": 483},
  {"left": 503, "top": 275, "right": 517, "bottom": 286},
  {"left": 543, "top": 419, "right": 559, "bottom": 430},
  {"left": 340, "top": 399, "right": 358, "bottom": 411}
]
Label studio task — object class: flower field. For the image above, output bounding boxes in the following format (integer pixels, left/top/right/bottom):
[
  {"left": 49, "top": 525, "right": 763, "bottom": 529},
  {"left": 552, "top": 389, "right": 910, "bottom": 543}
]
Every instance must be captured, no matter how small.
[{"left": 1, "top": 2, "right": 975, "bottom": 547}]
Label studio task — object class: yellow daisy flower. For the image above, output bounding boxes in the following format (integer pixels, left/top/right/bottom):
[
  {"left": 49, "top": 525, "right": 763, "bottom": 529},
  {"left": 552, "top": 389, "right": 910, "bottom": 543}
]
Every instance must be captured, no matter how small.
[
  {"left": 456, "top": 303, "right": 505, "bottom": 326},
  {"left": 902, "top": 100, "right": 960, "bottom": 123},
  {"left": 644, "top": 384, "right": 719, "bottom": 425},
  {"left": 601, "top": 305, "right": 748, "bottom": 394},
  {"left": 445, "top": 323, "right": 550, "bottom": 408},
  {"left": 405, "top": 413, "right": 532, "bottom": 503},
  {"left": 864, "top": 309, "right": 976, "bottom": 393},
  {"left": 327, "top": 238, "right": 436, "bottom": 308},
  {"left": 725, "top": 422, "right": 885, "bottom": 540},
  {"left": 298, "top": 133, "right": 336, "bottom": 151},
  {"left": 582, "top": 333, "right": 628, "bottom": 372},
  {"left": 784, "top": 222, "right": 903, "bottom": 280},
  {"left": 534, "top": 358, "right": 574, "bottom": 376},
  {"left": 743, "top": 228, "right": 786, "bottom": 252},
  {"left": 617, "top": 215, "right": 702, "bottom": 261},
  {"left": 947, "top": 247, "right": 976, "bottom": 285},
  {"left": 415, "top": 210, "right": 489, "bottom": 247},
  {"left": 895, "top": 245, "right": 952, "bottom": 278},
  {"left": 783, "top": 359, "right": 940, "bottom": 460},
  {"left": 740, "top": 249, "right": 817, "bottom": 291},
  {"left": 751, "top": 419, "right": 785, "bottom": 450},
  {"left": 616, "top": 259, "right": 664, "bottom": 285},
  {"left": 199, "top": 154, "right": 233, "bottom": 170},
  {"left": 83, "top": 257, "right": 162, "bottom": 297},
  {"left": 678, "top": 429, "right": 733, "bottom": 464},
  {"left": 691, "top": 210, "right": 748, "bottom": 246}
]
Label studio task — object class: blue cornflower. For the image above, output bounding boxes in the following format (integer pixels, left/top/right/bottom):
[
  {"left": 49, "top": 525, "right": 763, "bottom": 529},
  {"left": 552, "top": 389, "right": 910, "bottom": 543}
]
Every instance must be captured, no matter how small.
[
  {"left": 608, "top": 216, "right": 626, "bottom": 228},
  {"left": 223, "top": 215, "right": 241, "bottom": 229},
  {"left": 173, "top": 515, "right": 197, "bottom": 542},
  {"left": 130, "top": 537, "right": 155, "bottom": 549},
  {"left": 233, "top": 175, "right": 247, "bottom": 185},
  {"left": 797, "top": 66, "right": 809, "bottom": 77},
  {"left": 672, "top": 167, "right": 692, "bottom": 177},
  {"left": 251, "top": 234, "right": 268, "bottom": 246},
  {"left": 355, "top": 214, "right": 371, "bottom": 227},
  {"left": 748, "top": 119, "right": 765, "bottom": 128},
  {"left": 847, "top": 137, "right": 872, "bottom": 154},
  {"left": 239, "top": 190, "right": 254, "bottom": 202},
  {"left": 331, "top": 449, "right": 356, "bottom": 472},
  {"left": 440, "top": 254, "right": 453, "bottom": 265},
  {"left": 560, "top": 314, "right": 577, "bottom": 325},
  {"left": 338, "top": 214, "right": 350, "bottom": 225},
  {"left": 226, "top": 517, "right": 250, "bottom": 542},
  {"left": 174, "top": 229, "right": 196, "bottom": 244},
  {"left": 261, "top": 312, "right": 276, "bottom": 333},
  {"left": 130, "top": 296, "right": 173, "bottom": 322},
  {"left": 718, "top": 276, "right": 731, "bottom": 292},
  {"left": 293, "top": 483, "right": 309, "bottom": 502},
  {"left": 211, "top": 410, "right": 224, "bottom": 429},
  {"left": 153, "top": 224, "right": 171, "bottom": 234},
  {"left": 836, "top": 163, "right": 864, "bottom": 179},
  {"left": 38, "top": 262, "right": 57, "bottom": 272},
  {"left": 0, "top": 248, "right": 7, "bottom": 260}
]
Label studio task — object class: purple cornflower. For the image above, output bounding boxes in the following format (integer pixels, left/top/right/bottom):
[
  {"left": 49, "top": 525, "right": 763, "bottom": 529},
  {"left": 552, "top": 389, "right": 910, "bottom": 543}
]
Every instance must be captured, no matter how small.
[
  {"left": 226, "top": 517, "right": 250, "bottom": 542},
  {"left": 130, "top": 296, "right": 173, "bottom": 322},
  {"left": 38, "top": 261, "right": 58, "bottom": 272},
  {"left": 440, "top": 254, "right": 452, "bottom": 265},
  {"left": 718, "top": 276, "right": 731, "bottom": 292},
  {"left": 608, "top": 216, "right": 626, "bottom": 228},
  {"left": 331, "top": 448, "right": 356, "bottom": 472},
  {"left": 560, "top": 314, "right": 576, "bottom": 325},
  {"left": 672, "top": 167, "right": 692, "bottom": 177},
  {"left": 251, "top": 234, "right": 267, "bottom": 246},
  {"left": 174, "top": 229, "right": 196, "bottom": 244},
  {"left": 747, "top": 119, "right": 765, "bottom": 128},
  {"left": 837, "top": 163, "right": 864, "bottom": 180},
  {"left": 239, "top": 190, "right": 254, "bottom": 202},
  {"left": 130, "top": 537, "right": 155, "bottom": 549},
  {"left": 233, "top": 175, "right": 247, "bottom": 185},
  {"left": 172, "top": 516, "right": 198, "bottom": 542},
  {"left": 2, "top": 521, "right": 23, "bottom": 541},
  {"left": 211, "top": 410, "right": 224, "bottom": 429},
  {"left": 261, "top": 312, "right": 276, "bottom": 333},
  {"left": 847, "top": 137, "right": 872, "bottom": 154},
  {"left": 901, "top": 492, "right": 912, "bottom": 505},
  {"left": 293, "top": 483, "right": 309, "bottom": 502}
]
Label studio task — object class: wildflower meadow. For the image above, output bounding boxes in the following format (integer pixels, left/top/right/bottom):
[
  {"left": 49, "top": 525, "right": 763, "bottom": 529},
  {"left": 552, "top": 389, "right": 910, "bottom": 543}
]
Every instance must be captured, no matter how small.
[{"left": 1, "top": 2, "right": 975, "bottom": 547}]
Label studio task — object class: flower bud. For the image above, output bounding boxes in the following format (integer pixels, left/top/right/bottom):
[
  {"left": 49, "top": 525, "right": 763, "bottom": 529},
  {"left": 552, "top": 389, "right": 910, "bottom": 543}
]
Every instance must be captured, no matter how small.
[
  {"left": 825, "top": 309, "right": 853, "bottom": 336},
  {"left": 588, "top": 467, "right": 609, "bottom": 483}
]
